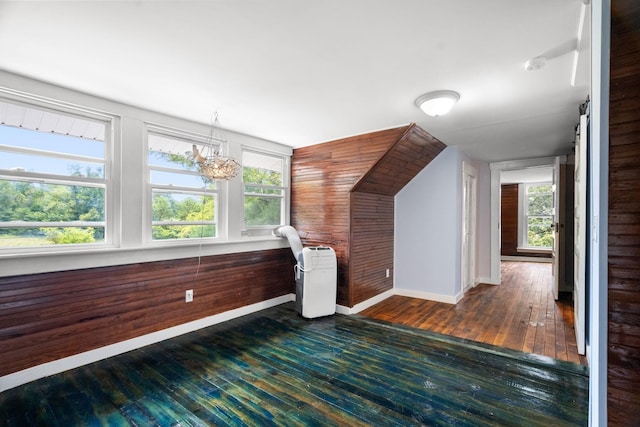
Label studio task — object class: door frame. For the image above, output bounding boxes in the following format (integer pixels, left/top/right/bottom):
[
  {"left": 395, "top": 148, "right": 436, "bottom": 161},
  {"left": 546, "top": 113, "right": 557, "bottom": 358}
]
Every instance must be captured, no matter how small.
[
  {"left": 489, "top": 156, "right": 558, "bottom": 285},
  {"left": 461, "top": 161, "right": 478, "bottom": 293},
  {"left": 552, "top": 156, "right": 562, "bottom": 300}
]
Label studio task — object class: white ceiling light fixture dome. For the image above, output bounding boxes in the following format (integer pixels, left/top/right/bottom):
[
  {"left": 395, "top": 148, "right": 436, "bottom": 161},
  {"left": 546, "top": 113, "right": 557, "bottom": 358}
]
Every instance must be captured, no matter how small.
[
  {"left": 415, "top": 90, "right": 460, "bottom": 117},
  {"left": 524, "top": 56, "right": 547, "bottom": 71}
]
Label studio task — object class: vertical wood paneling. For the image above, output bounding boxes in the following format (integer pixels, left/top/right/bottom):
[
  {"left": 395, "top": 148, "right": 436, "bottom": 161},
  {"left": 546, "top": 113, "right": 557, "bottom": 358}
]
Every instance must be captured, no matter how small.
[
  {"left": 561, "top": 162, "right": 575, "bottom": 292},
  {"left": 609, "top": 1, "right": 640, "bottom": 425},
  {"left": 501, "top": 184, "right": 519, "bottom": 256},
  {"left": 291, "top": 125, "right": 445, "bottom": 307},
  {"left": 291, "top": 126, "right": 409, "bottom": 306},
  {"left": 350, "top": 192, "right": 394, "bottom": 305},
  {"left": 352, "top": 124, "right": 447, "bottom": 196},
  {"left": 0, "top": 248, "right": 294, "bottom": 377}
]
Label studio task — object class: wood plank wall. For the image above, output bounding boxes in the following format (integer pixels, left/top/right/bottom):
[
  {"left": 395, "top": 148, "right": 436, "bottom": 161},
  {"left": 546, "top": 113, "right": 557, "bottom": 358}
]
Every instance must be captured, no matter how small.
[
  {"left": 291, "top": 127, "right": 409, "bottom": 306},
  {"left": 501, "top": 184, "right": 519, "bottom": 256},
  {"left": 0, "top": 248, "right": 294, "bottom": 377},
  {"left": 291, "top": 124, "right": 445, "bottom": 307},
  {"left": 608, "top": 1, "right": 640, "bottom": 424},
  {"left": 352, "top": 125, "right": 446, "bottom": 196},
  {"left": 560, "top": 162, "right": 575, "bottom": 292},
  {"left": 350, "top": 192, "right": 394, "bottom": 304}
]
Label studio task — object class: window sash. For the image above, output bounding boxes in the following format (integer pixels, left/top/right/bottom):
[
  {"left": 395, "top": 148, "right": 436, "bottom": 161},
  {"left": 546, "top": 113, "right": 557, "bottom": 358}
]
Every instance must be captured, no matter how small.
[
  {"left": 521, "top": 183, "right": 553, "bottom": 249},
  {"left": 147, "top": 127, "right": 223, "bottom": 241},
  {"left": 0, "top": 99, "right": 111, "bottom": 250},
  {"left": 242, "top": 150, "right": 287, "bottom": 231},
  {"left": 0, "top": 221, "right": 106, "bottom": 228}
]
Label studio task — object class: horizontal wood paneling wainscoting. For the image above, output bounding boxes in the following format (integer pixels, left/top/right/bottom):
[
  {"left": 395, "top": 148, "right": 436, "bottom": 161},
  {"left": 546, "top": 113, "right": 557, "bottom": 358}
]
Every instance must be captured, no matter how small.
[
  {"left": 609, "top": 1, "right": 640, "bottom": 424},
  {"left": 291, "top": 124, "right": 445, "bottom": 308},
  {"left": 0, "top": 248, "right": 294, "bottom": 380}
]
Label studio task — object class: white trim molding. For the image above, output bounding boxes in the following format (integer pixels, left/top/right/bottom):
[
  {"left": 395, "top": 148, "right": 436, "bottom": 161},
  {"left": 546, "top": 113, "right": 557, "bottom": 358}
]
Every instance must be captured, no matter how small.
[
  {"left": 336, "top": 289, "right": 395, "bottom": 315},
  {"left": 395, "top": 288, "right": 461, "bottom": 304},
  {"left": 489, "top": 157, "right": 558, "bottom": 284},
  {"left": 339, "top": 287, "right": 463, "bottom": 315}
]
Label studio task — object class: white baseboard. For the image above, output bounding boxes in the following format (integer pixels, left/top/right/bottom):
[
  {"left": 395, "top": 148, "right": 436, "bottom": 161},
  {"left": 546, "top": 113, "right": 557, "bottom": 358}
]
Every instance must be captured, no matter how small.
[
  {"left": 395, "top": 288, "right": 459, "bottom": 305},
  {"left": 336, "top": 287, "right": 462, "bottom": 315},
  {"left": 336, "top": 289, "right": 395, "bottom": 315},
  {"left": 0, "top": 294, "right": 295, "bottom": 393},
  {"left": 476, "top": 276, "right": 498, "bottom": 285},
  {"left": 501, "top": 255, "right": 552, "bottom": 263},
  {"left": 455, "top": 290, "right": 464, "bottom": 303}
]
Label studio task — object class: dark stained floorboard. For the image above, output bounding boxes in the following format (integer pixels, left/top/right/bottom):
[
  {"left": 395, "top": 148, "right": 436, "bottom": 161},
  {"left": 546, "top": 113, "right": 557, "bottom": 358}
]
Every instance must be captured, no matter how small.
[
  {"left": 0, "top": 303, "right": 588, "bottom": 426},
  {"left": 362, "top": 261, "right": 588, "bottom": 365}
]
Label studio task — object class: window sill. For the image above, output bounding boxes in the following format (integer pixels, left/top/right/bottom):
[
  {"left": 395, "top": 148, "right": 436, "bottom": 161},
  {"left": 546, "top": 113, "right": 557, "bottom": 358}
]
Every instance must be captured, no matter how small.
[
  {"left": 0, "top": 237, "right": 290, "bottom": 278},
  {"left": 516, "top": 246, "right": 552, "bottom": 254}
]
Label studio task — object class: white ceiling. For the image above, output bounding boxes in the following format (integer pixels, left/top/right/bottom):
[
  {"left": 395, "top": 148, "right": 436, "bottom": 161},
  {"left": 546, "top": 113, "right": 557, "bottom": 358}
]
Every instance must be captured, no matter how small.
[{"left": 0, "top": 0, "right": 590, "bottom": 163}]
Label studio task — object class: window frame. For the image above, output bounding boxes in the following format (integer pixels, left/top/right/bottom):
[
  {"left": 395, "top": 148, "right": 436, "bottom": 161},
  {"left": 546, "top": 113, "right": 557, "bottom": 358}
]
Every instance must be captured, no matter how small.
[
  {"left": 518, "top": 182, "right": 554, "bottom": 250},
  {"left": 241, "top": 148, "right": 289, "bottom": 237},
  {"left": 0, "top": 95, "right": 114, "bottom": 252},
  {"left": 145, "top": 124, "right": 226, "bottom": 244}
]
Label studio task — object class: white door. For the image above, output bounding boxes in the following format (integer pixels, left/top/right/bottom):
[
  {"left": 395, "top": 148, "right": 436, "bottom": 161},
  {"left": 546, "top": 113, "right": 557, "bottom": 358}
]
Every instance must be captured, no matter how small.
[
  {"left": 552, "top": 157, "right": 561, "bottom": 300},
  {"left": 573, "top": 114, "right": 588, "bottom": 355},
  {"left": 462, "top": 162, "right": 477, "bottom": 292}
]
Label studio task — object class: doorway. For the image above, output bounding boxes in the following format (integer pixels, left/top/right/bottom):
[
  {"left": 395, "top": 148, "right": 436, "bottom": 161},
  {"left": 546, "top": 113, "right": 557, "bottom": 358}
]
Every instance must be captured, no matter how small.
[{"left": 489, "top": 157, "right": 560, "bottom": 285}]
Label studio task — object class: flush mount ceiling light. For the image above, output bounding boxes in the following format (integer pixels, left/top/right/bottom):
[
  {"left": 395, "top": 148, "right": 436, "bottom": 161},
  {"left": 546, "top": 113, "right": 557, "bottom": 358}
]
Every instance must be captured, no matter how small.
[
  {"left": 415, "top": 90, "right": 460, "bottom": 117},
  {"left": 524, "top": 56, "right": 547, "bottom": 71}
]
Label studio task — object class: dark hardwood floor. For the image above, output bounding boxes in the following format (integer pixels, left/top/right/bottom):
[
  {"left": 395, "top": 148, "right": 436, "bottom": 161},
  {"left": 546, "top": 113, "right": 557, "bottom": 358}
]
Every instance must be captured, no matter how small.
[
  {"left": 0, "top": 303, "right": 588, "bottom": 426},
  {"left": 361, "top": 261, "right": 588, "bottom": 366}
]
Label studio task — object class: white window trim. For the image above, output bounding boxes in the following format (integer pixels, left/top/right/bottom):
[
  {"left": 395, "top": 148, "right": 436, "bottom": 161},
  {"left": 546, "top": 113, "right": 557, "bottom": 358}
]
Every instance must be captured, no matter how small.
[
  {"left": 0, "top": 71, "right": 293, "bottom": 277},
  {"left": 145, "top": 124, "right": 226, "bottom": 244},
  {"left": 241, "top": 147, "right": 290, "bottom": 237},
  {"left": 517, "top": 182, "right": 553, "bottom": 250},
  {"left": 0, "top": 93, "right": 116, "bottom": 254}
]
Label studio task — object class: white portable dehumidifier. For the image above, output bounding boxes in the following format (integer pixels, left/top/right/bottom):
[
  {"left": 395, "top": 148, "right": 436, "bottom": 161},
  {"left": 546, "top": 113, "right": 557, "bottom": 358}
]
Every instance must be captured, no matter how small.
[
  {"left": 273, "top": 226, "right": 338, "bottom": 319},
  {"left": 295, "top": 246, "right": 337, "bottom": 318}
]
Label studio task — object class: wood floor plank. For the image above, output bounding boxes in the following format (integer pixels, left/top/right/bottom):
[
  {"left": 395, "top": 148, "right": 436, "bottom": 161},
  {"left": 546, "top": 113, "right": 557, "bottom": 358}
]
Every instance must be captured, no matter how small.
[
  {"left": 0, "top": 302, "right": 588, "bottom": 426},
  {"left": 361, "top": 261, "right": 588, "bottom": 366}
]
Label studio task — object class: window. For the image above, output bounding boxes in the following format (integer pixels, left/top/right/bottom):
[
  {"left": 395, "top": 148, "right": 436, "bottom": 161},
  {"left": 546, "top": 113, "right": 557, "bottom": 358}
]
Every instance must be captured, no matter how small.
[
  {"left": 147, "top": 128, "right": 220, "bottom": 241},
  {"left": 0, "top": 99, "right": 109, "bottom": 249},
  {"left": 242, "top": 150, "right": 287, "bottom": 235},
  {"left": 523, "top": 183, "right": 554, "bottom": 249}
]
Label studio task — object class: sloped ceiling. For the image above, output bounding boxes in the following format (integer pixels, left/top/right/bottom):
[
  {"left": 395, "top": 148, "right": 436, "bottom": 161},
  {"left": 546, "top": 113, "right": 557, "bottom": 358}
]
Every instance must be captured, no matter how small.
[
  {"left": 0, "top": 1, "right": 591, "bottom": 162},
  {"left": 352, "top": 124, "right": 446, "bottom": 196}
]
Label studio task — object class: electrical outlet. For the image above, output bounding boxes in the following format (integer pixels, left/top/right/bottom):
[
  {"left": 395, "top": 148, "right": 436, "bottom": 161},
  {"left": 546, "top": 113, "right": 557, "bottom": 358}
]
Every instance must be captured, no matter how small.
[
  {"left": 386, "top": 268, "right": 390, "bottom": 278},
  {"left": 185, "top": 289, "right": 194, "bottom": 303}
]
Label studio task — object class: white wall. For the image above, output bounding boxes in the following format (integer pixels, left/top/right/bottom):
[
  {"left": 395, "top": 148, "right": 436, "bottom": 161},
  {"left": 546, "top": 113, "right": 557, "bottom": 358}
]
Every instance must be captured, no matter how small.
[
  {"left": 394, "top": 146, "right": 489, "bottom": 302},
  {"left": 394, "top": 146, "right": 458, "bottom": 299}
]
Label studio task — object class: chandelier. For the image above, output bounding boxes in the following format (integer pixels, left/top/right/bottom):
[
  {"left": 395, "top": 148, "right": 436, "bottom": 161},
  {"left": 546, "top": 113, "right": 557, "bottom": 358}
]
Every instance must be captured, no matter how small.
[{"left": 190, "top": 113, "right": 240, "bottom": 181}]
